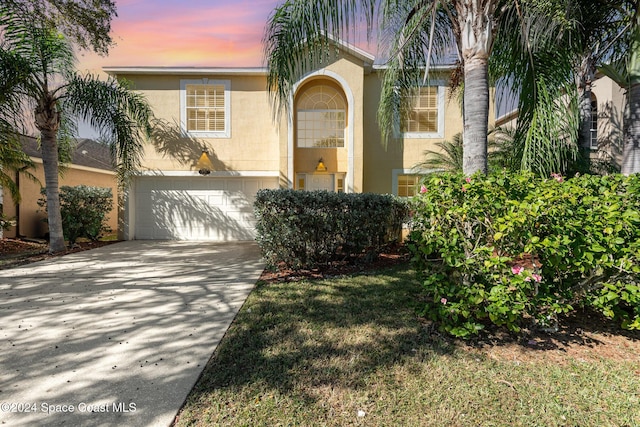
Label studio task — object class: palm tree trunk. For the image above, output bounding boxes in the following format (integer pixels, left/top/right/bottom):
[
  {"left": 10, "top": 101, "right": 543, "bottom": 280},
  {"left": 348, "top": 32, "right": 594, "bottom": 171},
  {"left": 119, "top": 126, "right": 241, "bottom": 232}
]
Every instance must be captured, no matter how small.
[
  {"left": 621, "top": 82, "right": 640, "bottom": 175},
  {"left": 463, "top": 55, "right": 489, "bottom": 175},
  {"left": 37, "top": 109, "right": 66, "bottom": 253}
]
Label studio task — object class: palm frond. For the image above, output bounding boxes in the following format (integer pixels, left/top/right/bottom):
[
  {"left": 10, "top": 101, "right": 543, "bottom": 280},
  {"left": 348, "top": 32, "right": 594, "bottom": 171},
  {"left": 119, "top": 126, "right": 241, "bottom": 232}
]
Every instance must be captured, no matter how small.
[
  {"left": 512, "top": 78, "right": 580, "bottom": 176},
  {"left": 2, "top": 0, "right": 117, "bottom": 55},
  {"left": 377, "top": 1, "right": 455, "bottom": 143},
  {"left": 0, "top": 126, "right": 37, "bottom": 203},
  {"left": 414, "top": 133, "right": 464, "bottom": 172},
  {"left": 263, "top": 0, "right": 377, "bottom": 118},
  {"left": 63, "top": 74, "right": 154, "bottom": 186}
]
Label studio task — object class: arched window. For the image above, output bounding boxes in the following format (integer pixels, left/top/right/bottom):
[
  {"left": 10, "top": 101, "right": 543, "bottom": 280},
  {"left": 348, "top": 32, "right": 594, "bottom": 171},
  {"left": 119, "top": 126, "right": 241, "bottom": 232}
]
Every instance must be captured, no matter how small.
[
  {"left": 590, "top": 94, "right": 598, "bottom": 149},
  {"left": 296, "top": 83, "right": 346, "bottom": 148}
]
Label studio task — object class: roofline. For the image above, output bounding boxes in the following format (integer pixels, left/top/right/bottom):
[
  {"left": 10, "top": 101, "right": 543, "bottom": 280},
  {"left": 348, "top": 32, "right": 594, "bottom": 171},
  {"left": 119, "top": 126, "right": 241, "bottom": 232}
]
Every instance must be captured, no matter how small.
[
  {"left": 103, "top": 66, "right": 269, "bottom": 76},
  {"left": 104, "top": 63, "right": 457, "bottom": 77},
  {"left": 372, "top": 63, "right": 457, "bottom": 71},
  {"left": 29, "top": 157, "right": 116, "bottom": 175},
  {"left": 496, "top": 108, "right": 519, "bottom": 126},
  {"left": 324, "top": 33, "right": 375, "bottom": 64}
]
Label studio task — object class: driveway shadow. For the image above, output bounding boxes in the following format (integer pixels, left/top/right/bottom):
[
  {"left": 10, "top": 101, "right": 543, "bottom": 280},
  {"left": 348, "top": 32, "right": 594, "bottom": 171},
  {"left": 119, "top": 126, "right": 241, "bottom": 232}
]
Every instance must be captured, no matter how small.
[{"left": 0, "top": 241, "right": 264, "bottom": 427}]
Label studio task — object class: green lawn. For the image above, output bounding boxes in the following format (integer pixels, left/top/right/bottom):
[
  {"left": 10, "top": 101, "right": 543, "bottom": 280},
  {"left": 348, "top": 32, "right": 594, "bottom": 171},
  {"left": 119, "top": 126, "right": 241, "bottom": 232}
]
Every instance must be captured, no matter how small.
[{"left": 174, "top": 265, "right": 640, "bottom": 427}]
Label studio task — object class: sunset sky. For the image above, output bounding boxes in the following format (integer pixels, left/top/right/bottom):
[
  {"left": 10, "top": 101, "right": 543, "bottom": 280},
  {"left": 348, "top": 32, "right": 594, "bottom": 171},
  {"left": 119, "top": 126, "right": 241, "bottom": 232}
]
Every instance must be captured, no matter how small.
[{"left": 78, "top": 0, "right": 285, "bottom": 72}]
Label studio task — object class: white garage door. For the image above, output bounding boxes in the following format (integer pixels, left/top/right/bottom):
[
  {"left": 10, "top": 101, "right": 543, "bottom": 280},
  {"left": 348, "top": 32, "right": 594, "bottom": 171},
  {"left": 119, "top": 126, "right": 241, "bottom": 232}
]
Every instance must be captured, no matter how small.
[{"left": 133, "top": 176, "right": 279, "bottom": 241}]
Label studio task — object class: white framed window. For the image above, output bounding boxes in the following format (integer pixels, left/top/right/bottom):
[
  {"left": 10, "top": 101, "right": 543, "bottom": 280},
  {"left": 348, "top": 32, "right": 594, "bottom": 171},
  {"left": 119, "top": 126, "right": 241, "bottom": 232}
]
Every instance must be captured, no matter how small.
[
  {"left": 399, "top": 85, "right": 445, "bottom": 139},
  {"left": 296, "top": 84, "right": 346, "bottom": 148},
  {"left": 590, "top": 94, "right": 598, "bottom": 150},
  {"left": 180, "top": 79, "right": 231, "bottom": 138},
  {"left": 392, "top": 169, "right": 430, "bottom": 197},
  {"left": 396, "top": 174, "right": 420, "bottom": 197}
]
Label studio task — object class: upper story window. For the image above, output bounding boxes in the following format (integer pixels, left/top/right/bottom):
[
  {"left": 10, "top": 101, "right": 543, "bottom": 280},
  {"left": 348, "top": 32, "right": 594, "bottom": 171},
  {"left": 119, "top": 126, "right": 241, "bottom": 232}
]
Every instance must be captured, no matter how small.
[
  {"left": 296, "top": 83, "right": 346, "bottom": 148},
  {"left": 180, "top": 79, "right": 230, "bottom": 138},
  {"left": 400, "top": 85, "right": 445, "bottom": 139}
]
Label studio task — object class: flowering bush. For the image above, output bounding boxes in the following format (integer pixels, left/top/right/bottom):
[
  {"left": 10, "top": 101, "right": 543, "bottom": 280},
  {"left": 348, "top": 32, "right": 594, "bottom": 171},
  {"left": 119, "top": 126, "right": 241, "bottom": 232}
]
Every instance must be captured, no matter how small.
[{"left": 408, "top": 170, "right": 640, "bottom": 337}]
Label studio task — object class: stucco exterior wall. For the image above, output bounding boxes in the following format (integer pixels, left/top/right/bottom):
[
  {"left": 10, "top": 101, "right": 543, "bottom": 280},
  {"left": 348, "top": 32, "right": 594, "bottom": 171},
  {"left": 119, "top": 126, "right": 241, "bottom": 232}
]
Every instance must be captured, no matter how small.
[
  {"left": 592, "top": 75, "right": 626, "bottom": 167},
  {"left": 109, "top": 48, "right": 501, "bottom": 197},
  {"left": 2, "top": 161, "right": 118, "bottom": 239},
  {"left": 117, "top": 74, "right": 280, "bottom": 174},
  {"left": 362, "top": 71, "right": 482, "bottom": 194}
]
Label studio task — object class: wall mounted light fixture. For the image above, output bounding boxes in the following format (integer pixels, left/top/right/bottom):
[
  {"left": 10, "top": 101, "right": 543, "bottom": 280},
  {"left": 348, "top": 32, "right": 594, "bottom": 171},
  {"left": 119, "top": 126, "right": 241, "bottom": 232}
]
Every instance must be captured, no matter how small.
[
  {"left": 197, "top": 150, "right": 214, "bottom": 175},
  {"left": 315, "top": 158, "right": 327, "bottom": 172}
]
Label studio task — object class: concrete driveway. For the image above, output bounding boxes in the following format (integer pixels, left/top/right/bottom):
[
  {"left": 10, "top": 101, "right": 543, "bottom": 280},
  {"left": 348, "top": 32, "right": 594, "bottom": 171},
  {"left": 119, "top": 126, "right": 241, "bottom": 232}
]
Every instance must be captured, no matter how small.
[{"left": 0, "top": 240, "right": 265, "bottom": 427}]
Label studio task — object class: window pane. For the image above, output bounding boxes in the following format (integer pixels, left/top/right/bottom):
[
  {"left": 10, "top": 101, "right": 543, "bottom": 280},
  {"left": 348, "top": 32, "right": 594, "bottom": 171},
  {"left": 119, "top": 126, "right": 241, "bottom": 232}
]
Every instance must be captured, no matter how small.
[
  {"left": 402, "top": 86, "right": 438, "bottom": 134},
  {"left": 397, "top": 175, "right": 418, "bottom": 197},
  {"left": 296, "top": 84, "right": 346, "bottom": 148},
  {"left": 185, "top": 84, "right": 226, "bottom": 132}
]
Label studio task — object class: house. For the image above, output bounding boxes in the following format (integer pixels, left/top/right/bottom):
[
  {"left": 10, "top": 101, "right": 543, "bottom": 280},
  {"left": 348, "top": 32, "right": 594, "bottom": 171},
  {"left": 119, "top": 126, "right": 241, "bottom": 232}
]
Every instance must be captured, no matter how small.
[
  {"left": 104, "top": 39, "right": 495, "bottom": 241},
  {"left": 495, "top": 73, "right": 627, "bottom": 173},
  {"left": 2, "top": 137, "right": 119, "bottom": 240}
]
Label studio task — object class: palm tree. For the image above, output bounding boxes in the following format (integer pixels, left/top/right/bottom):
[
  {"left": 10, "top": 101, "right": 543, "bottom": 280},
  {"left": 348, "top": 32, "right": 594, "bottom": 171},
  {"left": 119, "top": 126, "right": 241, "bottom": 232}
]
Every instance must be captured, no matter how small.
[
  {"left": 496, "top": 0, "right": 639, "bottom": 176},
  {"left": 414, "top": 131, "right": 507, "bottom": 173},
  {"left": 488, "top": 0, "right": 588, "bottom": 176},
  {"left": 264, "top": 1, "right": 558, "bottom": 176},
  {"left": 601, "top": 29, "right": 640, "bottom": 175},
  {"left": 0, "top": 8, "right": 153, "bottom": 253}
]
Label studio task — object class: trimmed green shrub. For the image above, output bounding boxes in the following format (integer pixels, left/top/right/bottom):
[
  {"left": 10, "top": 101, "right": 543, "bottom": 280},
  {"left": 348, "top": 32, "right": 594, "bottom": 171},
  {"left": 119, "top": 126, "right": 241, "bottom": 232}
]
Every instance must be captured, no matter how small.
[
  {"left": 408, "top": 171, "right": 640, "bottom": 337},
  {"left": 39, "top": 185, "right": 113, "bottom": 243},
  {"left": 254, "top": 189, "right": 409, "bottom": 269}
]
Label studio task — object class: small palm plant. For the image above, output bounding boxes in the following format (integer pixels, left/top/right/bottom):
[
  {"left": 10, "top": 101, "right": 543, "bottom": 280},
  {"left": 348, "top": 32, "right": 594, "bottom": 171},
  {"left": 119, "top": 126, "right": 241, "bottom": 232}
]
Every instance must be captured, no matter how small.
[
  {"left": 414, "top": 132, "right": 507, "bottom": 173},
  {"left": 414, "top": 133, "right": 464, "bottom": 172},
  {"left": 0, "top": 124, "right": 37, "bottom": 204}
]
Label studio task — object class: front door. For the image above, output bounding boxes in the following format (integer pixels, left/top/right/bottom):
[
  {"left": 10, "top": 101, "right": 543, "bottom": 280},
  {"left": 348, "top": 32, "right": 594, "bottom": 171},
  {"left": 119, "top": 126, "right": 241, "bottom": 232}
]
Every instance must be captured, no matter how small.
[{"left": 307, "top": 174, "right": 334, "bottom": 191}]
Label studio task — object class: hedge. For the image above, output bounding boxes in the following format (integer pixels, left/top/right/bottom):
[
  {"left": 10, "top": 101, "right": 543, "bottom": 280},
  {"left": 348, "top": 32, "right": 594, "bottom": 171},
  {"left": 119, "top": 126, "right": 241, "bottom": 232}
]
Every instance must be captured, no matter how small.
[{"left": 254, "top": 189, "right": 409, "bottom": 269}]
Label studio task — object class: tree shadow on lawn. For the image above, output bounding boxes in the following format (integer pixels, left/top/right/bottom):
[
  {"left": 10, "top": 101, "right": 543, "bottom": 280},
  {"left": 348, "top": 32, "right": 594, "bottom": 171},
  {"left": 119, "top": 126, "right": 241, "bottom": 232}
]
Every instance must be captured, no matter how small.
[
  {"left": 185, "top": 266, "right": 455, "bottom": 405},
  {"left": 183, "top": 260, "right": 640, "bottom": 416}
]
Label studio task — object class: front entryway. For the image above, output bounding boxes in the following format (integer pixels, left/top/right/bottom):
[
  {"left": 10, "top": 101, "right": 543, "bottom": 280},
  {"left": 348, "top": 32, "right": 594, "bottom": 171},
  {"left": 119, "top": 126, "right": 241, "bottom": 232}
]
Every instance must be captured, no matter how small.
[{"left": 307, "top": 174, "right": 334, "bottom": 191}]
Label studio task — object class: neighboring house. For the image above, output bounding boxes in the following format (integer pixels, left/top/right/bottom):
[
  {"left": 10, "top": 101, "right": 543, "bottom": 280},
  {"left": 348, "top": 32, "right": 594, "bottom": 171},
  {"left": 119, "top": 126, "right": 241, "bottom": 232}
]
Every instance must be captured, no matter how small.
[
  {"left": 2, "top": 137, "right": 119, "bottom": 240},
  {"left": 588, "top": 73, "right": 626, "bottom": 171},
  {"left": 105, "top": 39, "right": 496, "bottom": 241},
  {"left": 496, "top": 73, "right": 627, "bottom": 171}
]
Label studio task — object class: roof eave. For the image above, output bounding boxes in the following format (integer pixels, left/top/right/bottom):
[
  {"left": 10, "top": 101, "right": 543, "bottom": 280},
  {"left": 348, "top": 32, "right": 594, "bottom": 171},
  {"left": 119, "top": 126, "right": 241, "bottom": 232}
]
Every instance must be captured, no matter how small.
[{"left": 103, "top": 66, "right": 269, "bottom": 76}]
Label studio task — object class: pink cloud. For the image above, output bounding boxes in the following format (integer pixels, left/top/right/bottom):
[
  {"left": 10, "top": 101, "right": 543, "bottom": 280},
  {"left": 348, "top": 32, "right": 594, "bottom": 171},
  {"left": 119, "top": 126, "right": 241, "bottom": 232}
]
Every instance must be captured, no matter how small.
[
  {"left": 76, "top": 0, "right": 276, "bottom": 71},
  {"left": 76, "top": 0, "right": 375, "bottom": 73}
]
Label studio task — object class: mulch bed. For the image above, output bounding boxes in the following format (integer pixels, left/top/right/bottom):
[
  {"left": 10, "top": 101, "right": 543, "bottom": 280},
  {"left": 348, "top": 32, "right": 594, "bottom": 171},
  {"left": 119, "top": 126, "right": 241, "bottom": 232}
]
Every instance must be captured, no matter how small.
[
  {"left": 0, "top": 238, "right": 119, "bottom": 269},
  {"left": 258, "top": 244, "right": 410, "bottom": 283},
  {"left": 257, "top": 244, "right": 640, "bottom": 363}
]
